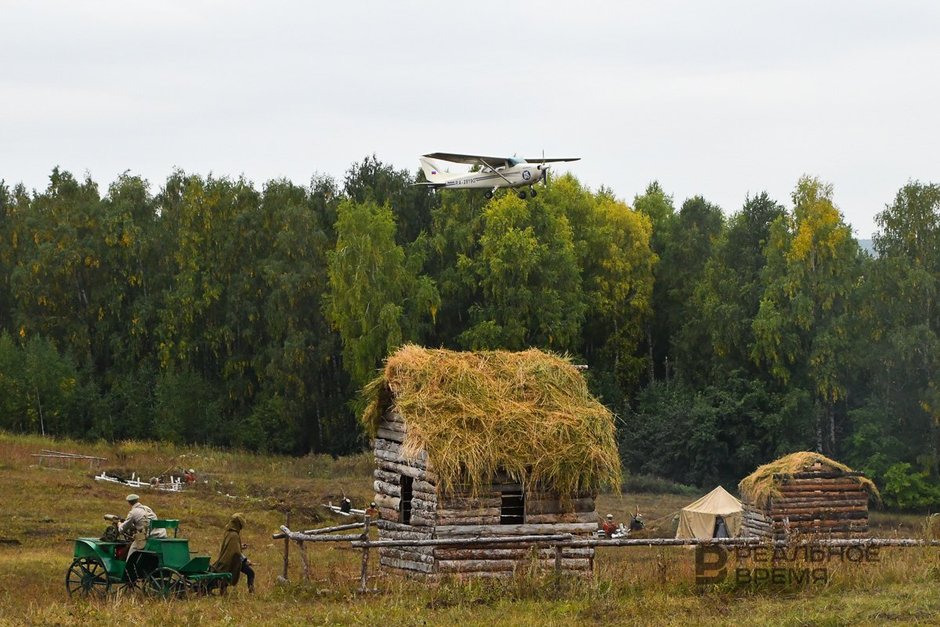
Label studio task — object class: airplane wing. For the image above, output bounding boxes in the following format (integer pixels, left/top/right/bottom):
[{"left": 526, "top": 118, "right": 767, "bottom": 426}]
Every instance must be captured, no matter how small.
[
  {"left": 522, "top": 157, "right": 581, "bottom": 163},
  {"left": 423, "top": 152, "right": 512, "bottom": 168}
]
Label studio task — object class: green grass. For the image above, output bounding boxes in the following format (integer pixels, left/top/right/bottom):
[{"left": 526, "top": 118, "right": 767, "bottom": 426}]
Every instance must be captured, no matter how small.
[{"left": 2, "top": 431, "right": 939, "bottom": 626}]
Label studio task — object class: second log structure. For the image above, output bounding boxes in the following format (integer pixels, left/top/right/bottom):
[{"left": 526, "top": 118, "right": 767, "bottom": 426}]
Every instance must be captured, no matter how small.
[
  {"left": 361, "top": 344, "right": 622, "bottom": 578},
  {"left": 738, "top": 451, "right": 880, "bottom": 540}
]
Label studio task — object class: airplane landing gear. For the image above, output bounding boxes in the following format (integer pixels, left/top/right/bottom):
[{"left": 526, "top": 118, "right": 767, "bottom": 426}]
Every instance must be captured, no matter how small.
[
  {"left": 517, "top": 191, "right": 527, "bottom": 199},
  {"left": 529, "top": 187, "right": 537, "bottom": 198},
  {"left": 485, "top": 189, "right": 495, "bottom": 199}
]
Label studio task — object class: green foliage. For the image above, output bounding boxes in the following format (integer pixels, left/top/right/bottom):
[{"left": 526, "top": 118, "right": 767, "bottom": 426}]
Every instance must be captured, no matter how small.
[
  {"left": 881, "top": 463, "right": 940, "bottom": 510},
  {"left": 1, "top": 159, "right": 939, "bottom": 497}
]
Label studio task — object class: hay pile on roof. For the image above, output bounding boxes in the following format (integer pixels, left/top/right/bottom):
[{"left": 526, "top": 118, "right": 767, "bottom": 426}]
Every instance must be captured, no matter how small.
[
  {"left": 362, "top": 344, "right": 621, "bottom": 497},
  {"left": 738, "top": 451, "right": 880, "bottom": 508}
]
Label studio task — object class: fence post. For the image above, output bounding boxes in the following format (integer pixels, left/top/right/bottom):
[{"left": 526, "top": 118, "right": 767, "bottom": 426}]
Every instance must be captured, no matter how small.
[
  {"left": 554, "top": 544, "right": 562, "bottom": 590},
  {"left": 281, "top": 511, "right": 290, "bottom": 582},
  {"left": 359, "top": 515, "right": 371, "bottom": 592}
]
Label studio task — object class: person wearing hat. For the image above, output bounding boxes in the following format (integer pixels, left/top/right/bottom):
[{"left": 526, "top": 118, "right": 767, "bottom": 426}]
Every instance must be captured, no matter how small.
[
  {"left": 364, "top": 501, "right": 380, "bottom": 519},
  {"left": 601, "top": 513, "right": 618, "bottom": 537},
  {"left": 184, "top": 469, "right": 197, "bottom": 484},
  {"left": 119, "top": 494, "right": 167, "bottom": 560}
]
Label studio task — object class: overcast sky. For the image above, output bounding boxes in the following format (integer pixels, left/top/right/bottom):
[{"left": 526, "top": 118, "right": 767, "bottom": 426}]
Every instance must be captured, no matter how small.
[{"left": 3, "top": 1, "right": 938, "bottom": 239}]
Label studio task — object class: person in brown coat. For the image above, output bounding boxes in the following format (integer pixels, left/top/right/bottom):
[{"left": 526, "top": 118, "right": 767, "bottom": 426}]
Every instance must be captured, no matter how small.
[{"left": 212, "top": 513, "right": 246, "bottom": 593}]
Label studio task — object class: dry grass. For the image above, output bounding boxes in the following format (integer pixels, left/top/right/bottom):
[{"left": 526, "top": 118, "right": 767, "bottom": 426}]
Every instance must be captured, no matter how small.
[
  {"left": 738, "top": 451, "right": 881, "bottom": 508},
  {"left": 2, "top": 432, "right": 940, "bottom": 626},
  {"left": 362, "top": 344, "right": 621, "bottom": 497}
]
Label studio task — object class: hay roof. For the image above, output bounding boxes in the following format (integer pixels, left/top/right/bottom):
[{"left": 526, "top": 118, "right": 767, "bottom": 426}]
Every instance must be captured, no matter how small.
[
  {"left": 362, "top": 345, "right": 621, "bottom": 497},
  {"left": 738, "top": 451, "right": 880, "bottom": 508}
]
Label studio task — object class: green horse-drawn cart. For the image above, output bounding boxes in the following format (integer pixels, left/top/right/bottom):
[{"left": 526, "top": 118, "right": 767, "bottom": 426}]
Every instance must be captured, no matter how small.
[{"left": 66, "top": 518, "right": 231, "bottom": 599}]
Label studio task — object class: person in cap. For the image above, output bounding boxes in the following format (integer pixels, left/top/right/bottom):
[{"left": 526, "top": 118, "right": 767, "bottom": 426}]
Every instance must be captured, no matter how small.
[
  {"left": 602, "top": 513, "right": 618, "bottom": 537},
  {"left": 184, "top": 469, "right": 197, "bottom": 484},
  {"left": 212, "top": 513, "right": 248, "bottom": 594},
  {"left": 119, "top": 494, "right": 167, "bottom": 560},
  {"left": 364, "top": 501, "right": 380, "bottom": 519}
]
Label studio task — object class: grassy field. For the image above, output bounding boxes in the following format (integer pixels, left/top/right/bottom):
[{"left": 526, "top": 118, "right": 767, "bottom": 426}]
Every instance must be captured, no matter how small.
[{"left": 2, "top": 431, "right": 940, "bottom": 626}]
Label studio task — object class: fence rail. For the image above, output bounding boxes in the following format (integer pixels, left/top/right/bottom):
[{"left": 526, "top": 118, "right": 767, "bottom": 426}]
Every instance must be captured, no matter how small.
[{"left": 272, "top": 518, "right": 940, "bottom": 591}]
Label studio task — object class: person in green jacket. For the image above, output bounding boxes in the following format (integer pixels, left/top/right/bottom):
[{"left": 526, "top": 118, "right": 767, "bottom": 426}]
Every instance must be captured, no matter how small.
[{"left": 212, "top": 513, "right": 247, "bottom": 593}]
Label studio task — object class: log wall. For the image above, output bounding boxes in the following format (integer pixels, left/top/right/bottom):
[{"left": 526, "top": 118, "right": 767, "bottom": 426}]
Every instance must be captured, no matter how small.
[
  {"left": 372, "top": 410, "right": 598, "bottom": 577},
  {"left": 746, "top": 466, "right": 871, "bottom": 540}
]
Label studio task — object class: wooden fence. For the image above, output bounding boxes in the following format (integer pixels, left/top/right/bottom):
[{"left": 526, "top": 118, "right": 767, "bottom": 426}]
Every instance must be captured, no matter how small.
[{"left": 273, "top": 518, "right": 940, "bottom": 592}]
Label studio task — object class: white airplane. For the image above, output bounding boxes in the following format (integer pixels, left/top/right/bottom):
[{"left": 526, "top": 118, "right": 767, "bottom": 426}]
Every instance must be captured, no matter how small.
[{"left": 417, "top": 152, "right": 580, "bottom": 199}]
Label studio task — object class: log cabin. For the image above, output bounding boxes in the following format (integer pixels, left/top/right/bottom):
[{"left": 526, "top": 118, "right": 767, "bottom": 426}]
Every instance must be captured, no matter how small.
[
  {"left": 738, "top": 452, "right": 880, "bottom": 540},
  {"left": 360, "top": 345, "right": 622, "bottom": 577}
]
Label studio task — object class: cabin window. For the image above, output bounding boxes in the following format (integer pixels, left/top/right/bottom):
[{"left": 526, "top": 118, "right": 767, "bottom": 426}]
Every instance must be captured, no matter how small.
[
  {"left": 500, "top": 488, "right": 525, "bottom": 525},
  {"left": 400, "top": 475, "right": 413, "bottom": 524}
]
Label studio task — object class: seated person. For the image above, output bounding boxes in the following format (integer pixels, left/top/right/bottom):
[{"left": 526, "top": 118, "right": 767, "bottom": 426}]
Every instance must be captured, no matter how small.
[
  {"left": 119, "top": 494, "right": 167, "bottom": 559},
  {"left": 601, "top": 513, "right": 618, "bottom": 537}
]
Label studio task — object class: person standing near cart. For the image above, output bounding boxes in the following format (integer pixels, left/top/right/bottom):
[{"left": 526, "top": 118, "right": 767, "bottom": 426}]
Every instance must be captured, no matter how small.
[{"left": 213, "top": 513, "right": 253, "bottom": 593}]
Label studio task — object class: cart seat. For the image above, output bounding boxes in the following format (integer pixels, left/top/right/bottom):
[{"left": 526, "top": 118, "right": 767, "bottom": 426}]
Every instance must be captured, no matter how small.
[{"left": 151, "top": 519, "right": 180, "bottom": 537}]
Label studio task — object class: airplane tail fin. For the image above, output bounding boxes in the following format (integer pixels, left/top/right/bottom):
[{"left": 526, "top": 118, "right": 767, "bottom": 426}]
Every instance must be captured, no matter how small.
[{"left": 419, "top": 157, "right": 447, "bottom": 183}]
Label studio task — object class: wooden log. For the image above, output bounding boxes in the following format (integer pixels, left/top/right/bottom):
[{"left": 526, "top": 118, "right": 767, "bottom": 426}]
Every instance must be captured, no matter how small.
[
  {"left": 379, "top": 556, "right": 434, "bottom": 574},
  {"left": 437, "top": 515, "right": 500, "bottom": 526},
  {"left": 436, "top": 507, "right": 501, "bottom": 519},
  {"left": 410, "top": 512, "right": 436, "bottom": 527},
  {"left": 376, "top": 456, "right": 435, "bottom": 480},
  {"left": 771, "top": 499, "right": 868, "bottom": 509},
  {"left": 439, "top": 496, "right": 502, "bottom": 509},
  {"left": 779, "top": 484, "right": 867, "bottom": 493},
  {"left": 779, "top": 471, "right": 866, "bottom": 480},
  {"left": 412, "top": 494, "right": 438, "bottom": 508},
  {"left": 411, "top": 499, "right": 437, "bottom": 516},
  {"left": 379, "top": 418, "right": 407, "bottom": 433},
  {"left": 378, "top": 528, "right": 433, "bottom": 541},
  {"left": 298, "top": 540, "right": 309, "bottom": 581},
  {"left": 378, "top": 548, "right": 435, "bottom": 564},
  {"left": 373, "top": 468, "right": 400, "bottom": 485},
  {"left": 434, "top": 547, "right": 595, "bottom": 560},
  {"left": 436, "top": 558, "right": 592, "bottom": 574},
  {"left": 382, "top": 411, "right": 406, "bottom": 425},
  {"left": 375, "top": 479, "right": 401, "bottom": 498},
  {"left": 435, "top": 523, "right": 598, "bottom": 537},
  {"left": 771, "top": 504, "right": 868, "bottom": 516},
  {"left": 526, "top": 497, "right": 595, "bottom": 514},
  {"left": 375, "top": 436, "right": 427, "bottom": 462},
  {"left": 526, "top": 512, "right": 598, "bottom": 525},
  {"left": 374, "top": 493, "right": 401, "bottom": 512},
  {"left": 377, "top": 506, "right": 398, "bottom": 522},
  {"left": 414, "top": 479, "right": 437, "bottom": 493},
  {"left": 376, "top": 427, "right": 405, "bottom": 443},
  {"left": 352, "top": 534, "right": 572, "bottom": 549},
  {"left": 771, "top": 511, "right": 868, "bottom": 522},
  {"left": 273, "top": 522, "right": 363, "bottom": 539}
]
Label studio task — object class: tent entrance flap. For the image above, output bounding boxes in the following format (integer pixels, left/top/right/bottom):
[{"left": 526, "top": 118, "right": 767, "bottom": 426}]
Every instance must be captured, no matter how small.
[{"left": 676, "top": 486, "right": 743, "bottom": 539}]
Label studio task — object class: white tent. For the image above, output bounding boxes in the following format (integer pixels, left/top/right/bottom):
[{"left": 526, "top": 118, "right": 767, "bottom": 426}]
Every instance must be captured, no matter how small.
[{"left": 675, "top": 486, "right": 743, "bottom": 539}]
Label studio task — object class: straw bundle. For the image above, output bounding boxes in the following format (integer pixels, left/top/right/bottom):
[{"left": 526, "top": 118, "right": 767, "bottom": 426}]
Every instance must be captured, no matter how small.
[
  {"left": 362, "top": 345, "right": 621, "bottom": 497},
  {"left": 738, "top": 451, "right": 880, "bottom": 508}
]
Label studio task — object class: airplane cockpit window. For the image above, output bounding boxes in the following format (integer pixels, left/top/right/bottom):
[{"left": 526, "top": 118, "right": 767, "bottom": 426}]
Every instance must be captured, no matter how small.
[{"left": 508, "top": 157, "right": 523, "bottom": 167}]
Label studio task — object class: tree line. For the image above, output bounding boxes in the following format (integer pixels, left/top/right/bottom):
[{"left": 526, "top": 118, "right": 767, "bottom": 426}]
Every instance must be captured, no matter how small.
[{"left": 1, "top": 159, "right": 938, "bottom": 507}]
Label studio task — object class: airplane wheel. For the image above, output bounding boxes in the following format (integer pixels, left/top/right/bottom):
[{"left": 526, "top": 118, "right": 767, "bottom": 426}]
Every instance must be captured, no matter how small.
[
  {"left": 530, "top": 189, "right": 537, "bottom": 198},
  {"left": 484, "top": 191, "right": 493, "bottom": 199},
  {"left": 517, "top": 191, "right": 526, "bottom": 200}
]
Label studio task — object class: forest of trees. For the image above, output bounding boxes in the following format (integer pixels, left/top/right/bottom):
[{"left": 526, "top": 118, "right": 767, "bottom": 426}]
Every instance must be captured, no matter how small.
[{"left": 1, "top": 159, "right": 939, "bottom": 507}]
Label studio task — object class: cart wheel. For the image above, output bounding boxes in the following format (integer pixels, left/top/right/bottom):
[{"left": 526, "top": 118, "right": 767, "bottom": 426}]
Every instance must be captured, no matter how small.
[
  {"left": 143, "top": 567, "right": 187, "bottom": 599},
  {"left": 65, "top": 557, "right": 111, "bottom": 599}
]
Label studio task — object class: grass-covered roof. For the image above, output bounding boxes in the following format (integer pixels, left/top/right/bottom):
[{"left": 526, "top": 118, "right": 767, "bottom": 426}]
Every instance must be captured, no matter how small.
[
  {"left": 362, "top": 345, "right": 621, "bottom": 497},
  {"left": 738, "top": 451, "right": 880, "bottom": 508}
]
